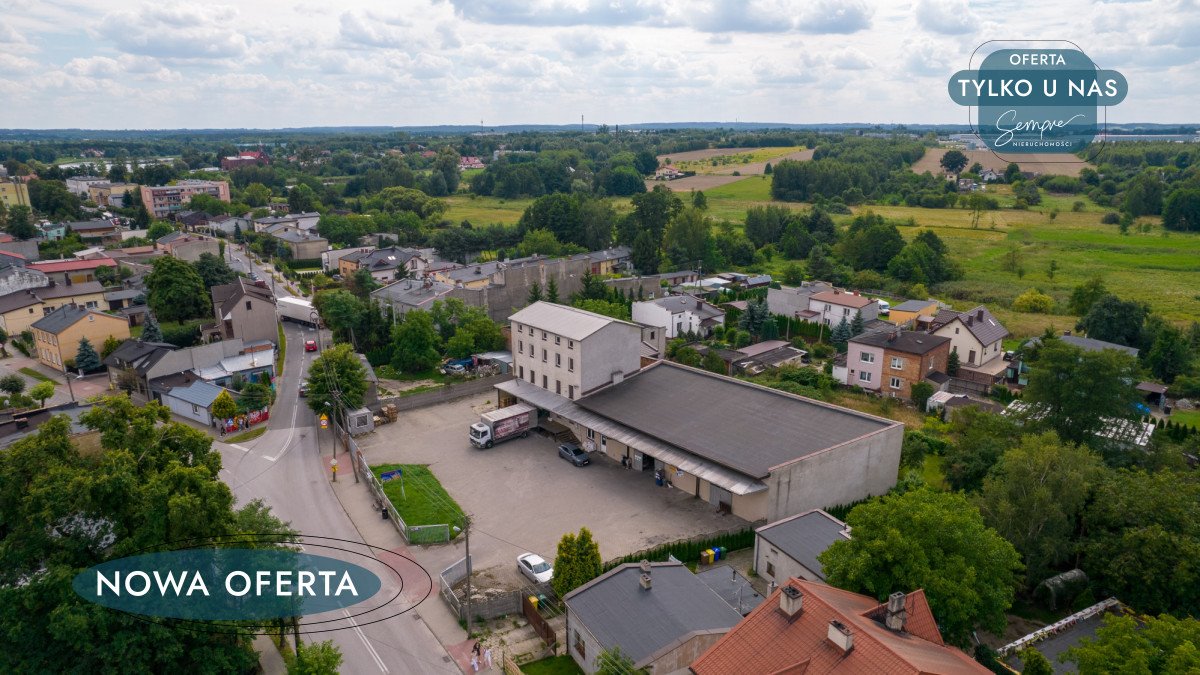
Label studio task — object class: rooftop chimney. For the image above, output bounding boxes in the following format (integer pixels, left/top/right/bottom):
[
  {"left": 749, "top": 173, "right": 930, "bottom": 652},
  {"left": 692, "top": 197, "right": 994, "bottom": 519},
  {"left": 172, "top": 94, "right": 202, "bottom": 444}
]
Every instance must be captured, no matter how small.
[
  {"left": 885, "top": 592, "right": 907, "bottom": 632},
  {"left": 639, "top": 560, "right": 652, "bottom": 590},
  {"left": 976, "top": 309, "right": 984, "bottom": 322},
  {"left": 887, "top": 331, "right": 898, "bottom": 342},
  {"left": 827, "top": 620, "right": 854, "bottom": 653},
  {"left": 779, "top": 584, "right": 803, "bottom": 618}
]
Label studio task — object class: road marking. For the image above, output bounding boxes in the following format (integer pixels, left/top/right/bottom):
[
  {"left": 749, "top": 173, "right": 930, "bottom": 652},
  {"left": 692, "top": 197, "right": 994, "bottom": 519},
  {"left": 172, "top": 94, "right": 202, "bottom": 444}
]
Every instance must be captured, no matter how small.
[
  {"left": 261, "top": 358, "right": 306, "bottom": 462},
  {"left": 343, "top": 608, "right": 389, "bottom": 673},
  {"left": 230, "top": 444, "right": 250, "bottom": 453}
]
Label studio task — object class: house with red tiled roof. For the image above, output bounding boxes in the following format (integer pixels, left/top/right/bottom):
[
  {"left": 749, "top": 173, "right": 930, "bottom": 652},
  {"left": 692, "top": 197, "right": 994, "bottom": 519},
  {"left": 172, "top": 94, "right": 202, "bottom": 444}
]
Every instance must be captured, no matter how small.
[
  {"left": 27, "top": 257, "right": 118, "bottom": 284},
  {"left": 691, "top": 579, "right": 988, "bottom": 674},
  {"left": 808, "top": 289, "right": 880, "bottom": 326}
]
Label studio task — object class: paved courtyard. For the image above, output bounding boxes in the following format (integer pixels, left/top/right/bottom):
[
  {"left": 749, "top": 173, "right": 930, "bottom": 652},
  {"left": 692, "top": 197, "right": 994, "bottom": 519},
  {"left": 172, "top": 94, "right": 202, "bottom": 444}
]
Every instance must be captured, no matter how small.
[{"left": 356, "top": 393, "right": 746, "bottom": 588}]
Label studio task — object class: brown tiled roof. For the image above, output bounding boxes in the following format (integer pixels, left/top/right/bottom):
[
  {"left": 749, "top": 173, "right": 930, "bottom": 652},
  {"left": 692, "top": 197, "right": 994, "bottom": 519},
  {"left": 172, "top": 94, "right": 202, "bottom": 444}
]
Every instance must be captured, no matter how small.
[
  {"left": 810, "top": 290, "right": 875, "bottom": 309},
  {"left": 691, "top": 580, "right": 988, "bottom": 675}
]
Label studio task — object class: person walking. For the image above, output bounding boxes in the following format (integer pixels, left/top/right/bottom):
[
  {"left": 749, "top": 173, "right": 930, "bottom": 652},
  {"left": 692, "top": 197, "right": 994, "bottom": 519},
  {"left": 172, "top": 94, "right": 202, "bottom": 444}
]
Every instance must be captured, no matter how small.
[{"left": 484, "top": 647, "right": 493, "bottom": 669}]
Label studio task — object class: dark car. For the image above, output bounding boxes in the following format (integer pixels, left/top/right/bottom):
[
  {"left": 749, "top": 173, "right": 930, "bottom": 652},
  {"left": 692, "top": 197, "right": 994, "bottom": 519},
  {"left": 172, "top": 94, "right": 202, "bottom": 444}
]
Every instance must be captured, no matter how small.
[
  {"left": 558, "top": 443, "right": 590, "bottom": 467},
  {"left": 299, "top": 383, "right": 308, "bottom": 397}
]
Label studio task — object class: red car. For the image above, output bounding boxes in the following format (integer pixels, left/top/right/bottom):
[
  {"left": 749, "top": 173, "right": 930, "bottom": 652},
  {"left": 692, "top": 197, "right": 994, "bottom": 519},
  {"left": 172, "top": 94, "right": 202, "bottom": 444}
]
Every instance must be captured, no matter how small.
[{"left": 305, "top": 340, "right": 318, "bottom": 352}]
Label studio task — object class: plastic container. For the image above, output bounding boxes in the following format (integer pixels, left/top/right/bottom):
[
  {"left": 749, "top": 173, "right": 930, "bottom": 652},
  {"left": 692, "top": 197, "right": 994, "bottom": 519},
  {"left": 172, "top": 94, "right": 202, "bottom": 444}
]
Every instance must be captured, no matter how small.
[
  {"left": 528, "top": 595, "right": 539, "bottom": 609},
  {"left": 712, "top": 548, "right": 721, "bottom": 562},
  {"left": 719, "top": 546, "right": 728, "bottom": 559}
]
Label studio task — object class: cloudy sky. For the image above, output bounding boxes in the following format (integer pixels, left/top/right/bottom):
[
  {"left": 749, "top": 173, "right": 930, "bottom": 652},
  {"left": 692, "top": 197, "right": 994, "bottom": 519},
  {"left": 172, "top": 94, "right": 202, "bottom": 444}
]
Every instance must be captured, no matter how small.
[{"left": 1, "top": 0, "right": 1197, "bottom": 129}]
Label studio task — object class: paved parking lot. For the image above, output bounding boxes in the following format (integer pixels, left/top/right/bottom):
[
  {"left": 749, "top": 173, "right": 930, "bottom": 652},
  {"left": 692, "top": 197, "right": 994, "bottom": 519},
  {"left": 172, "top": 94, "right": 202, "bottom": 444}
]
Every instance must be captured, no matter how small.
[{"left": 357, "top": 393, "right": 745, "bottom": 588}]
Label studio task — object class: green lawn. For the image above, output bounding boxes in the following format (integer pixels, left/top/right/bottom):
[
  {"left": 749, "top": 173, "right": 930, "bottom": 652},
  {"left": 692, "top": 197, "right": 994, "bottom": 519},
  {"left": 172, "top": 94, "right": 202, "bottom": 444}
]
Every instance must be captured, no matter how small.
[
  {"left": 227, "top": 427, "right": 267, "bottom": 444},
  {"left": 921, "top": 454, "right": 949, "bottom": 490},
  {"left": 443, "top": 195, "right": 532, "bottom": 225},
  {"left": 19, "top": 367, "right": 56, "bottom": 383},
  {"left": 276, "top": 322, "right": 286, "bottom": 375},
  {"left": 372, "top": 464, "right": 465, "bottom": 531},
  {"left": 521, "top": 655, "right": 584, "bottom": 675},
  {"left": 1170, "top": 410, "right": 1200, "bottom": 429}
]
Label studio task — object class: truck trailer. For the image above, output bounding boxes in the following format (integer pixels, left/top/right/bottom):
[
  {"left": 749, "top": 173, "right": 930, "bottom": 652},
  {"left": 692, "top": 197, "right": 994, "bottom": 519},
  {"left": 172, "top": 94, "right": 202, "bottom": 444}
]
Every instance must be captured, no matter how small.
[
  {"left": 277, "top": 297, "right": 317, "bottom": 326},
  {"left": 470, "top": 403, "right": 534, "bottom": 448}
]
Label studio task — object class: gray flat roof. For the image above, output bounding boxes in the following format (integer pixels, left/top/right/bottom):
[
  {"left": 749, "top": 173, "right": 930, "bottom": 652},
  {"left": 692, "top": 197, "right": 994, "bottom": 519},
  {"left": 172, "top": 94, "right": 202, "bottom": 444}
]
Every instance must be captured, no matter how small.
[
  {"left": 695, "top": 566, "right": 764, "bottom": 615},
  {"left": 755, "top": 510, "right": 850, "bottom": 581},
  {"left": 564, "top": 562, "right": 743, "bottom": 665},
  {"left": 575, "top": 362, "right": 897, "bottom": 478}
]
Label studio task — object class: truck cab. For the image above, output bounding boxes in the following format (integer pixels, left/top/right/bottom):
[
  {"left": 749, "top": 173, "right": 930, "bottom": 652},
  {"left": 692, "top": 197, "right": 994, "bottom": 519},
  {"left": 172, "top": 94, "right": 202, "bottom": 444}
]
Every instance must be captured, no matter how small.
[{"left": 470, "top": 423, "right": 493, "bottom": 448}]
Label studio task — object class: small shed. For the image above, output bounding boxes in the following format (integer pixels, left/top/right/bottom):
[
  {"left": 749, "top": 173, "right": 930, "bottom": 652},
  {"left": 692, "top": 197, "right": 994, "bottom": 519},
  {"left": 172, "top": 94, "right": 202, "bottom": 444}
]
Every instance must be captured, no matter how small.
[
  {"left": 1136, "top": 381, "right": 1168, "bottom": 409},
  {"left": 347, "top": 407, "right": 375, "bottom": 436},
  {"left": 163, "top": 380, "right": 228, "bottom": 426}
]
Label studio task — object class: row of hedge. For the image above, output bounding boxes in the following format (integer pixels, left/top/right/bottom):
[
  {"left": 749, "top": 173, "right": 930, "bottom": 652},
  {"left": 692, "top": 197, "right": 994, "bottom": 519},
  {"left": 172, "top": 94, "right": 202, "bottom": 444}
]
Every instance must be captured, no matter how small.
[{"left": 602, "top": 528, "right": 755, "bottom": 571}]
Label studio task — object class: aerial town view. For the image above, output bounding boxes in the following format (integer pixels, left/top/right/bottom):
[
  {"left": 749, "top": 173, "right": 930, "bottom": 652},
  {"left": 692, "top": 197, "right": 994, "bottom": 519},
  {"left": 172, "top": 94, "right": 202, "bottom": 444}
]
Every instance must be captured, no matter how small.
[{"left": 1, "top": 1, "right": 1198, "bottom": 674}]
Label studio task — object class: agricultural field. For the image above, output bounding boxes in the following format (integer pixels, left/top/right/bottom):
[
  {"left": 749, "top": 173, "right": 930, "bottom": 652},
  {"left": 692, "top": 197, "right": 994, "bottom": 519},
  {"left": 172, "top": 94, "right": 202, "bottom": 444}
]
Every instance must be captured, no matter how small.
[
  {"left": 443, "top": 194, "right": 531, "bottom": 225},
  {"left": 659, "top": 146, "right": 812, "bottom": 175},
  {"left": 910, "top": 148, "right": 1093, "bottom": 177}
]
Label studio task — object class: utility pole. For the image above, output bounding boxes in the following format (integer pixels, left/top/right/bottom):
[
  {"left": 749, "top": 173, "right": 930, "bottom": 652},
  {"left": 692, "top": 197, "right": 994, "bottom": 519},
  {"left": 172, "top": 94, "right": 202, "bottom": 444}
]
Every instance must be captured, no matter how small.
[
  {"left": 62, "top": 364, "right": 75, "bottom": 403},
  {"left": 462, "top": 515, "right": 472, "bottom": 639}
]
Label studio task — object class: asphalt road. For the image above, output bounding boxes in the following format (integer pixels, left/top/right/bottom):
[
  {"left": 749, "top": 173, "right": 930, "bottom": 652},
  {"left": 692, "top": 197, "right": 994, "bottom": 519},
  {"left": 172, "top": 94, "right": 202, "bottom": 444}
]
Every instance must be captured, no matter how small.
[{"left": 216, "top": 248, "right": 456, "bottom": 675}]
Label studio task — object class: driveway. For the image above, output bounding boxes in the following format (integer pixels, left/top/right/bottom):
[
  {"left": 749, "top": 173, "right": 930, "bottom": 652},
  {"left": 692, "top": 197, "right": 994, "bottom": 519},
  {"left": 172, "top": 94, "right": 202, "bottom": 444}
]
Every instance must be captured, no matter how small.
[{"left": 356, "top": 393, "right": 746, "bottom": 589}]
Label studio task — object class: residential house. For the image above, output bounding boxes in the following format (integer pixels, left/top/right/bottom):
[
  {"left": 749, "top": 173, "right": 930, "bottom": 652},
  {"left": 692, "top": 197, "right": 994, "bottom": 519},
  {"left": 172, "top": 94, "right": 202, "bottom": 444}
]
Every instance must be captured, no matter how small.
[
  {"left": 207, "top": 278, "right": 278, "bottom": 345},
  {"left": 563, "top": 561, "right": 744, "bottom": 674},
  {"left": 845, "top": 330, "right": 952, "bottom": 398},
  {"left": 65, "top": 176, "right": 109, "bottom": 197},
  {"left": 0, "top": 180, "right": 30, "bottom": 208},
  {"left": 38, "top": 222, "right": 67, "bottom": 241},
  {"left": 140, "top": 180, "right": 231, "bottom": 219},
  {"left": 929, "top": 306, "right": 1009, "bottom": 393},
  {"left": 0, "top": 281, "right": 107, "bottom": 335},
  {"left": 431, "top": 255, "right": 593, "bottom": 322},
  {"left": 1008, "top": 333, "right": 1140, "bottom": 387},
  {"left": 887, "top": 299, "right": 940, "bottom": 327},
  {"left": 497, "top": 359, "right": 903, "bottom": 522},
  {"left": 104, "top": 337, "right": 274, "bottom": 403},
  {"left": 253, "top": 212, "right": 320, "bottom": 233},
  {"left": 570, "top": 246, "right": 632, "bottom": 275},
  {"left": 754, "top": 509, "right": 850, "bottom": 584},
  {"left": 65, "top": 220, "right": 121, "bottom": 241},
  {"left": 156, "top": 231, "right": 220, "bottom": 262},
  {"left": 220, "top": 150, "right": 269, "bottom": 171},
  {"left": 31, "top": 304, "right": 130, "bottom": 370},
  {"left": 458, "top": 156, "right": 485, "bottom": 169},
  {"left": 204, "top": 214, "right": 253, "bottom": 236},
  {"left": 509, "top": 301, "right": 643, "bottom": 401},
  {"left": 808, "top": 289, "right": 879, "bottom": 327},
  {"left": 692, "top": 581, "right": 989, "bottom": 674},
  {"left": 271, "top": 229, "right": 328, "bottom": 261},
  {"left": 765, "top": 281, "right": 834, "bottom": 320},
  {"left": 28, "top": 258, "right": 118, "bottom": 285},
  {"left": 370, "top": 277, "right": 455, "bottom": 316},
  {"left": 103, "top": 288, "right": 144, "bottom": 313},
  {"left": 322, "top": 246, "right": 375, "bottom": 272},
  {"left": 631, "top": 294, "right": 725, "bottom": 339},
  {"left": 87, "top": 182, "right": 140, "bottom": 208},
  {"left": 162, "top": 380, "right": 233, "bottom": 426},
  {"left": 172, "top": 210, "right": 211, "bottom": 229},
  {"left": 103, "top": 339, "right": 178, "bottom": 399},
  {"left": 337, "top": 246, "right": 426, "bottom": 284}
]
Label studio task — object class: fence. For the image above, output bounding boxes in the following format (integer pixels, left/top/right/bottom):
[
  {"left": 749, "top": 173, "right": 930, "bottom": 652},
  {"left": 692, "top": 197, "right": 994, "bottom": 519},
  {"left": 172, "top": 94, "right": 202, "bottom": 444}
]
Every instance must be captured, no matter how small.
[
  {"left": 377, "top": 373, "right": 513, "bottom": 413},
  {"left": 602, "top": 526, "right": 756, "bottom": 572},
  {"left": 501, "top": 652, "right": 522, "bottom": 675},
  {"left": 343, "top": 422, "right": 453, "bottom": 545},
  {"left": 523, "top": 594, "right": 558, "bottom": 652},
  {"left": 439, "top": 555, "right": 554, "bottom": 622}
]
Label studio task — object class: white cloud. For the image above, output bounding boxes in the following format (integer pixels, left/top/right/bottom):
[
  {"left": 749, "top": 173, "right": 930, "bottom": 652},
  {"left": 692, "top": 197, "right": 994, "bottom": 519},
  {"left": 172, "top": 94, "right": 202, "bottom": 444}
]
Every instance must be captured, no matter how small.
[
  {"left": 798, "top": 0, "right": 873, "bottom": 34},
  {"left": 95, "top": 3, "right": 251, "bottom": 60},
  {"left": 914, "top": 0, "right": 980, "bottom": 34}
]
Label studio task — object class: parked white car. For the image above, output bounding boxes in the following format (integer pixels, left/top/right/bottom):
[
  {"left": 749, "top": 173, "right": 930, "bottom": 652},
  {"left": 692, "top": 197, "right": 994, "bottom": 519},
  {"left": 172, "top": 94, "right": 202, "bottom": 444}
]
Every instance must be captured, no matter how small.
[{"left": 517, "top": 552, "right": 553, "bottom": 584}]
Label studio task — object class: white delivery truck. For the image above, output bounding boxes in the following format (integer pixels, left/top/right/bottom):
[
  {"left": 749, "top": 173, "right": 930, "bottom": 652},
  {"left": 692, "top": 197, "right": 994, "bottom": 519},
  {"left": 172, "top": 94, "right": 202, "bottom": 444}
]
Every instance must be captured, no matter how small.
[
  {"left": 470, "top": 403, "right": 534, "bottom": 448},
  {"left": 277, "top": 297, "right": 317, "bottom": 326}
]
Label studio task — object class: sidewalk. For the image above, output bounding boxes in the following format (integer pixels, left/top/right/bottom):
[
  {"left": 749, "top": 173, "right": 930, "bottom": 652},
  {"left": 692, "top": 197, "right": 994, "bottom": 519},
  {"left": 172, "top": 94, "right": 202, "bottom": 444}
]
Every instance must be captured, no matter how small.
[
  {"left": 325, "top": 450, "right": 501, "bottom": 674},
  {"left": 0, "top": 353, "right": 110, "bottom": 406}
]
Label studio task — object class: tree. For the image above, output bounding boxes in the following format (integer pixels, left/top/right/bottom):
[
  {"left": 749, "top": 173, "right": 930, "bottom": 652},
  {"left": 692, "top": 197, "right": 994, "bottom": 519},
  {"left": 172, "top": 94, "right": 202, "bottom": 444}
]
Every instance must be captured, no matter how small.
[
  {"left": 1077, "top": 294, "right": 1147, "bottom": 347},
  {"left": 909, "top": 381, "right": 934, "bottom": 410},
  {"left": 518, "top": 229, "right": 564, "bottom": 257},
  {"left": 627, "top": 185, "right": 682, "bottom": 245},
  {"left": 237, "top": 382, "right": 273, "bottom": 411},
  {"left": 633, "top": 149, "right": 659, "bottom": 175},
  {"left": 306, "top": 343, "right": 368, "bottom": 423},
  {"left": 75, "top": 337, "right": 101, "bottom": 372},
  {"left": 1068, "top": 276, "right": 1107, "bottom": 315},
  {"left": 433, "top": 146, "right": 462, "bottom": 193},
  {"left": 1146, "top": 324, "right": 1193, "bottom": 383},
  {"left": 1162, "top": 188, "right": 1200, "bottom": 232},
  {"left": 193, "top": 252, "right": 237, "bottom": 288},
  {"left": 290, "top": 640, "right": 344, "bottom": 675},
  {"left": 211, "top": 389, "right": 238, "bottom": 421},
  {"left": 141, "top": 314, "right": 164, "bottom": 342},
  {"left": 596, "top": 646, "right": 645, "bottom": 675},
  {"left": 0, "top": 373, "right": 25, "bottom": 395},
  {"left": 1023, "top": 340, "right": 1140, "bottom": 448},
  {"left": 737, "top": 298, "right": 770, "bottom": 336},
  {"left": 572, "top": 299, "right": 631, "bottom": 321},
  {"left": 288, "top": 184, "right": 319, "bottom": 213},
  {"left": 781, "top": 262, "right": 804, "bottom": 286},
  {"left": 631, "top": 230, "right": 660, "bottom": 274},
  {"left": 243, "top": 182, "right": 272, "bottom": 207},
  {"left": 0, "top": 398, "right": 292, "bottom": 673},
  {"left": 831, "top": 317, "right": 852, "bottom": 348},
  {"left": 551, "top": 527, "right": 602, "bottom": 598},
  {"left": 819, "top": 488, "right": 1022, "bottom": 646},
  {"left": 1004, "top": 162, "right": 1022, "bottom": 183},
  {"left": 5, "top": 204, "right": 36, "bottom": 240},
  {"left": 1065, "top": 613, "right": 1200, "bottom": 674},
  {"left": 976, "top": 433, "right": 1106, "bottom": 585},
  {"left": 939, "top": 150, "right": 968, "bottom": 175},
  {"left": 942, "top": 406, "right": 1020, "bottom": 492},
  {"left": 390, "top": 311, "right": 441, "bottom": 374},
  {"left": 946, "top": 347, "right": 960, "bottom": 376},
  {"left": 849, "top": 312, "right": 864, "bottom": 336},
  {"left": 146, "top": 221, "right": 175, "bottom": 241},
  {"left": 29, "top": 381, "right": 54, "bottom": 407},
  {"left": 806, "top": 244, "right": 836, "bottom": 281},
  {"left": 1078, "top": 469, "right": 1200, "bottom": 616},
  {"left": 691, "top": 190, "right": 707, "bottom": 210},
  {"left": 1018, "top": 648, "right": 1054, "bottom": 675},
  {"left": 702, "top": 350, "right": 726, "bottom": 375},
  {"left": 145, "top": 256, "right": 210, "bottom": 322},
  {"left": 0, "top": 327, "right": 8, "bottom": 357},
  {"left": 1012, "top": 288, "right": 1054, "bottom": 313},
  {"left": 527, "top": 282, "right": 543, "bottom": 304},
  {"left": 545, "top": 278, "right": 559, "bottom": 304}
]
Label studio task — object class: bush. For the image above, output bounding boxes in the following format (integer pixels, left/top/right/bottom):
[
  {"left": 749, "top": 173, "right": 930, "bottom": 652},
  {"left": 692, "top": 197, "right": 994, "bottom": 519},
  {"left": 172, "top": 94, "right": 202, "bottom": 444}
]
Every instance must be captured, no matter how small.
[
  {"left": 602, "top": 529, "right": 755, "bottom": 571},
  {"left": 1101, "top": 211, "right": 1120, "bottom": 224},
  {"left": 1012, "top": 288, "right": 1055, "bottom": 313},
  {"left": 161, "top": 322, "right": 200, "bottom": 348},
  {"left": 910, "top": 381, "right": 935, "bottom": 411}
]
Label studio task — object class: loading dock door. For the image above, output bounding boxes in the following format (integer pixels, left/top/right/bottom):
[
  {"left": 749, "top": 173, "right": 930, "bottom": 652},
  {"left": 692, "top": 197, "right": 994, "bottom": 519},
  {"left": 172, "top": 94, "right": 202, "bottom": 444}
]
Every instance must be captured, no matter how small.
[{"left": 709, "top": 485, "right": 733, "bottom": 513}]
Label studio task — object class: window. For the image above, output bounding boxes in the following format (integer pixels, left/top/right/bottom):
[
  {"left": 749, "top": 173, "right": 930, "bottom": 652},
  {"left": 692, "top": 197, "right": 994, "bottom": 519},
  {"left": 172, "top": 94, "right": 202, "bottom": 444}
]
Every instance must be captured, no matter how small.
[
  {"left": 27, "top": 308, "right": 33, "bottom": 314},
  {"left": 555, "top": 353, "right": 561, "bottom": 367},
  {"left": 542, "top": 374, "right": 547, "bottom": 388},
  {"left": 568, "top": 385, "right": 575, "bottom": 400},
  {"left": 574, "top": 630, "right": 585, "bottom": 659},
  {"left": 529, "top": 369, "right": 535, "bottom": 383},
  {"left": 541, "top": 331, "right": 547, "bottom": 341},
  {"left": 586, "top": 428, "right": 595, "bottom": 440},
  {"left": 518, "top": 366, "right": 524, "bottom": 379},
  {"left": 529, "top": 344, "right": 534, "bottom": 357},
  {"left": 650, "top": 331, "right": 655, "bottom": 340},
  {"left": 766, "top": 562, "right": 775, "bottom": 578},
  {"left": 844, "top": 307, "right": 851, "bottom": 316},
  {"left": 192, "top": 404, "right": 199, "bottom": 414},
  {"left": 555, "top": 380, "right": 561, "bottom": 395},
  {"left": 568, "top": 357, "right": 574, "bottom": 372},
  {"left": 542, "top": 349, "right": 547, "bottom": 362},
  {"left": 568, "top": 341, "right": 574, "bottom": 349},
  {"left": 859, "top": 352, "right": 875, "bottom": 363},
  {"left": 954, "top": 327, "right": 960, "bottom": 334},
  {"left": 555, "top": 336, "right": 561, "bottom": 345},
  {"left": 890, "top": 356, "right": 904, "bottom": 370},
  {"left": 518, "top": 340, "right": 523, "bottom": 352},
  {"left": 859, "top": 371, "right": 873, "bottom": 383},
  {"left": 890, "top": 376, "right": 901, "bottom": 389},
  {"left": 88, "top": 315, "right": 95, "bottom": 322},
  {"left": 968, "top": 349, "right": 977, "bottom": 363},
  {"left": 245, "top": 301, "right": 252, "bottom": 311}
]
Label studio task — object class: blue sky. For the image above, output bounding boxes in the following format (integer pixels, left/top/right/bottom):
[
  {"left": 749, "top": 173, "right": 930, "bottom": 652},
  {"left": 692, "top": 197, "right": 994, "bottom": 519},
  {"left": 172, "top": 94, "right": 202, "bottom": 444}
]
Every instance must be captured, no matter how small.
[{"left": 1, "top": 0, "right": 1197, "bottom": 129}]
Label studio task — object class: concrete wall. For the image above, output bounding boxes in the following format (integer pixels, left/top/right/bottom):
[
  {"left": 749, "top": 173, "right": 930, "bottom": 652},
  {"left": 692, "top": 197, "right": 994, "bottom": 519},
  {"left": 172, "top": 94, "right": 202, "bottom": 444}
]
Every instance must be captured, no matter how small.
[
  {"left": 226, "top": 302, "right": 278, "bottom": 346},
  {"left": 732, "top": 490, "right": 768, "bottom": 522},
  {"left": 566, "top": 611, "right": 605, "bottom": 674},
  {"left": 764, "top": 424, "right": 903, "bottom": 522},
  {"left": 754, "top": 534, "right": 823, "bottom": 585},
  {"left": 165, "top": 394, "right": 212, "bottom": 426},
  {"left": 641, "top": 631, "right": 729, "bottom": 674}
]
